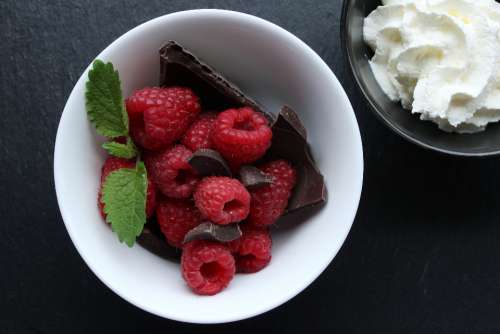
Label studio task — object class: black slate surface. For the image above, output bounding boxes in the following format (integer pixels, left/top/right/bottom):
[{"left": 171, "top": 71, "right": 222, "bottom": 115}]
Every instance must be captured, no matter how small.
[{"left": 2, "top": 0, "right": 500, "bottom": 333}]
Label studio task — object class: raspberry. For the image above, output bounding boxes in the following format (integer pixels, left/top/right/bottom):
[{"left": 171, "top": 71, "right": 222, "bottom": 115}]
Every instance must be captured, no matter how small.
[
  {"left": 145, "top": 181, "right": 157, "bottom": 218},
  {"left": 229, "top": 226, "right": 272, "bottom": 273},
  {"left": 146, "top": 145, "right": 199, "bottom": 198},
  {"left": 100, "top": 157, "right": 135, "bottom": 180},
  {"left": 126, "top": 86, "right": 199, "bottom": 116},
  {"left": 194, "top": 177, "right": 250, "bottom": 225},
  {"left": 211, "top": 107, "right": 272, "bottom": 167},
  {"left": 129, "top": 115, "right": 164, "bottom": 151},
  {"left": 144, "top": 102, "right": 200, "bottom": 146},
  {"left": 156, "top": 198, "right": 201, "bottom": 248},
  {"left": 181, "top": 112, "right": 217, "bottom": 151},
  {"left": 126, "top": 87, "right": 168, "bottom": 116},
  {"left": 126, "top": 87, "right": 201, "bottom": 150},
  {"left": 181, "top": 240, "right": 235, "bottom": 295},
  {"left": 98, "top": 157, "right": 157, "bottom": 219},
  {"left": 248, "top": 160, "right": 297, "bottom": 227}
]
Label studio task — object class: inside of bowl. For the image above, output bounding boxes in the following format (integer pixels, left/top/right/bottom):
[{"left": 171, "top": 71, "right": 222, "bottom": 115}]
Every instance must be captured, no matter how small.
[{"left": 344, "top": 0, "right": 500, "bottom": 156}]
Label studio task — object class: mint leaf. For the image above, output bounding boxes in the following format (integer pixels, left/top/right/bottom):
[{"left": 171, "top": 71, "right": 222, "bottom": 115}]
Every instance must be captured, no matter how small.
[
  {"left": 85, "top": 60, "right": 128, "bottom": 138},
  {"left": 102, "top": 161, "right": 147, "bottom": 247},
  {"left": 102, "top": 138, "right": 138, "bottom": 159}
]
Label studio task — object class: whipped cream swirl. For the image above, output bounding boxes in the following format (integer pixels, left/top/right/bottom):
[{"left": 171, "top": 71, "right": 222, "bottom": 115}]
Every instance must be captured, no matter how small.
[{"left": 364, "top": 0, "right": 500, "bottom": 133}]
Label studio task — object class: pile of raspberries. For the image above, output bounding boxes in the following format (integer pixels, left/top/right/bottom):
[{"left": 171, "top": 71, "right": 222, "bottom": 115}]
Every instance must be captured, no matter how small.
[{"left": 99, "top": 87, "right": 297, "bottom": 295}]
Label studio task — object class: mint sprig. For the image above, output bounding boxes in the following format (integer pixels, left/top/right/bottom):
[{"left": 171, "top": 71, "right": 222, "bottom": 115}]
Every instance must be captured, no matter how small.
[
  {"left": 102, "top": 138, "right": 138, "bottom": 159},
  {"left": 85, "top": 60, "right": 129, "bottom": 139},
  {"left": 85, "top": 59, "right": 147, "bottom": 246},
  {"left": 102, "top": 162, "right": 147, "bottom": 247},
  {"left": 85, "top": 60, "right": 137, "bottom": 160}
]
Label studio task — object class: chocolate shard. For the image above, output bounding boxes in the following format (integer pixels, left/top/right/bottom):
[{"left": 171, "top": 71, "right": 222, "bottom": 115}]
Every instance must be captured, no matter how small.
[
  {"left": 279, "top": 105, "right": 307, "bottom": 139},
  {"left": 183, "top": 222, "right": 242, "bottom": 244},
  {"left": 160, "top": 41, "right": 273, "bottom": 120},
  {"left": 137, "top": 225, "right": 180, "bottom": 261},
  {"left": 188, "top": 149, "right": 231, "bottom": 177},
  {"left": 158, "top": 42, "right": 326, "bottom": 221},
  {"left": 269, "top": 106, "right": 327, "bottom": 215},
  {"left": 239, "top": 165, "right": 274, "bottom": 189}
]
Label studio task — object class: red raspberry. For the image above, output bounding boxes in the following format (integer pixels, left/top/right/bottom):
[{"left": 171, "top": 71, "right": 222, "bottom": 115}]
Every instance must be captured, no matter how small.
[
  {"left": 145, "top": 181, "right": 158, "bottom": 218},
  {"left": 194, "top": 177, "right": 250, "bottom": 225},
  {"left": 144, "top": 101, "right": 200, "bottom": 146},
  {"left": 181, "top": 240, "right": 235, "bottom": 296},
  {"left": 146, "top": 145, "right": 199, "bottom": 199},
  {"left": 126, "top": 87, "right": 199, "bottom": 116},
  {"left": 211, "top": 107, "right": 272, "bottom": 167},
  {"left": 156, "top": 198, "right": 201, "bottom": 248},
  {"left": 126, "top": 87, "right": 201, "bottom": 150},
  {"left": 248, "top": 160, "right": 297, "bottom": 227},
  {"left": 100, "top": 157, "right": 135, "bottom": 180},
  {"left": 129, "top": 116, "right": 165, "bottom": 151},
  {"left": 229, "top": 226, "right": 272, "bottom": 273},
  {"left": 126, "top": 87, "right": 169, "bottom": 116},
  {"left": 98, "top": 157, "right": 157, "bottom": 219},
  {"left": 181, "top": 112, "right": 217, "bottom": 151}
]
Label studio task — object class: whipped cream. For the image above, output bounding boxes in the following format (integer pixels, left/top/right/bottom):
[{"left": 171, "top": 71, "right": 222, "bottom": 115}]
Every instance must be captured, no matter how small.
[{"left": 364, "top": 0, "right": 500, "bottom": 133}]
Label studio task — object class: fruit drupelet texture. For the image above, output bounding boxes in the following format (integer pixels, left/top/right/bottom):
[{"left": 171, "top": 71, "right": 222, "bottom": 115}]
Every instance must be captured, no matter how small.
[
  {"left": 194, "top": 176, "right": 251, "bottom": 225},
  {"left": 181, "top": 112, "right": 217, "bottom": 151},
  {"left": 211, "top": 107, "right": 272, "bottom": 168},
  {"left": 248, "top": 160, "right": 297, "bottom": 227},
  {"left": 181, "top": 240, "right": 235, "bottom": 296},
  {"left": 126, "top": 87, "right": 201, "bottom": 150},
  {"left": 156, "top": 197, "right": 202, "bottom": 249},
  {"left": 145, "top": 145, "right": 199, "bottom": 199},
  {"left": 228, "top": 226, "right": 272, "bottom": 273}
]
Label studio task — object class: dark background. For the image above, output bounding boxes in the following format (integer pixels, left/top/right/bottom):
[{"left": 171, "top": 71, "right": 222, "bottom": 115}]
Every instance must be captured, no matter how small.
[{"left": 2, "top": 0, "right": 500, "bottom": 333}]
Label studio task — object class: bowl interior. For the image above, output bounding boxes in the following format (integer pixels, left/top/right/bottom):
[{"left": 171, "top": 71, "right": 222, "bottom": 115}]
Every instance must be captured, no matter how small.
[
  {"left": 343, "top": 0, "right": 500, "bottom": 156},
  {"left": 55, "top": 10, "right": 363, "bottom": 323}
]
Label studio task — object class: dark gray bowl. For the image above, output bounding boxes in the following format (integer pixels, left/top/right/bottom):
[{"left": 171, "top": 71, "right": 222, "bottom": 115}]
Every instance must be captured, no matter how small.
[{"left": 341, "top": 0, "right": 500, "bottom": 157}]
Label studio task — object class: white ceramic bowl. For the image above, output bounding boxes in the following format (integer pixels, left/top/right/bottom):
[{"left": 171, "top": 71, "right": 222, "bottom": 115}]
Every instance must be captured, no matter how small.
[{"left": 54, "top": 9, "right": 363, "bottom": 324}]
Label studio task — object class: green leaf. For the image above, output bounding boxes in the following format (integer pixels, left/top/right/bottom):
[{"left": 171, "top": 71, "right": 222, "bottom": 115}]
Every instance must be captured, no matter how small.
[
  {"left": 102, "top": 161, "right": 147, "bottom": 247},
  {"left": 102, "top": 138, "right": 138, "bottom": 159},
  {"left": 85, "top": 60, "right": 129, "bottom": 138}
]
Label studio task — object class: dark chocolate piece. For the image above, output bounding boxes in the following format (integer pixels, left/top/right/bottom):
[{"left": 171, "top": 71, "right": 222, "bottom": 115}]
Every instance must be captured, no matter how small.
[
  {"left": 188, "top": 149, "right": 231, "bottom": 177},
  {"left": 158, "top": 41, "right": 326, "bottom": 222},
  {"left": 183, "top": 222, "right": 242, "bottom": 244},
  {"left": 160, "top": 41, "right": 272, "bottom": 120},
  {"left": 239, "top": 165, "right": 274, "bottom": 189},
  {"left": 137, "top": 225, "right": 180, "bottom": 261},
  {"left": 268, "top": 106, "right": 327, "bottom": 214},
  {"left": 279, "top": 105, "right": 307, "bottom": 139}
]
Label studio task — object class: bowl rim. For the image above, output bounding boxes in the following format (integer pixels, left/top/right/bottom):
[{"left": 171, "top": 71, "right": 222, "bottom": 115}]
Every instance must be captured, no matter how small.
[
  {"left": 54, "top": 8, "right": 364, "bottom": 323},
  {"left": 340, "top": 0, "right": 500, "bottom": 157}
]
